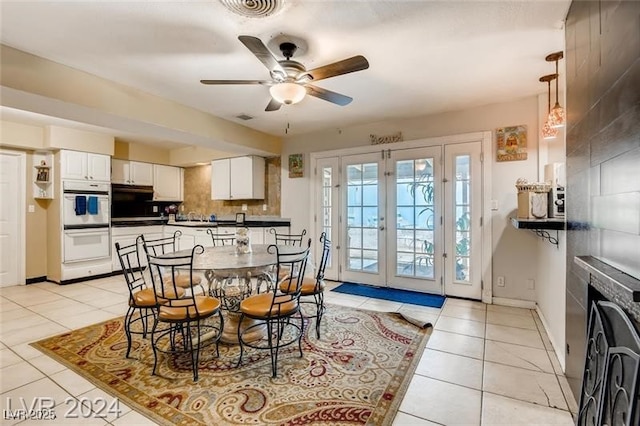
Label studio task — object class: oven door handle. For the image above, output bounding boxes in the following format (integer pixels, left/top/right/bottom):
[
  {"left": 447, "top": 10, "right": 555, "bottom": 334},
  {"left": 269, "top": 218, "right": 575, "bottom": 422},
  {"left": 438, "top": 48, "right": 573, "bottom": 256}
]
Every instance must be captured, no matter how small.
[{"left": 64, "top": 224, "right": 110, "bottom": 231}]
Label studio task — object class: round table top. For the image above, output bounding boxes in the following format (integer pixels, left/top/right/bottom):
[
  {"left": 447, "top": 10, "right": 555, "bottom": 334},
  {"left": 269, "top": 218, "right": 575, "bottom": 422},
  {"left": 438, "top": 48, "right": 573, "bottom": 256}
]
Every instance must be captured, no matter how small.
[{"left": 171, "top": 244, "right": 303, "bottom": 273}]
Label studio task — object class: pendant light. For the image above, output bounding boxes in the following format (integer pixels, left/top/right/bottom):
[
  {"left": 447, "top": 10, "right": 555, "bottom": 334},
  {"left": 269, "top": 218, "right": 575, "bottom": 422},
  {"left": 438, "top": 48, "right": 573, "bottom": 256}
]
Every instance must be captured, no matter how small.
[
  {"left": 546, "top": 51, "right": 566, "bottom": 128},
  {"left": 539, "top": 74, "right": 558, "bottom": 140}
]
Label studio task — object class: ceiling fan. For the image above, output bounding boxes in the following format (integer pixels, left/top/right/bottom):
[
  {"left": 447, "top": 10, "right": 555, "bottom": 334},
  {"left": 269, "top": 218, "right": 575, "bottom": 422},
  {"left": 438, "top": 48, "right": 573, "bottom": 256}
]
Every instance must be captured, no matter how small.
[{"left": 200, "top": 35, "right": 369, "bottom": 111}]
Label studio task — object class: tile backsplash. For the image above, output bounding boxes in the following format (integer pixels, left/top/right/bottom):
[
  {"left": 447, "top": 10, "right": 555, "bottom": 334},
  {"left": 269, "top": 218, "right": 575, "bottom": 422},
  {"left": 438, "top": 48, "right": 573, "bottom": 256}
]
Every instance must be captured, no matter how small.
[{"left": 182, "top": 156, "right": 281, "bottom": 217}]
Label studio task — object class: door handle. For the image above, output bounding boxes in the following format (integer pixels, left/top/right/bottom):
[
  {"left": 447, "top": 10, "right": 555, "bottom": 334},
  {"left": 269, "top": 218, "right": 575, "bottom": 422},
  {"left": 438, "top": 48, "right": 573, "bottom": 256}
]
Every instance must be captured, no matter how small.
[{"left": 379, "top": 226, "right": 385, "bottom": 231}]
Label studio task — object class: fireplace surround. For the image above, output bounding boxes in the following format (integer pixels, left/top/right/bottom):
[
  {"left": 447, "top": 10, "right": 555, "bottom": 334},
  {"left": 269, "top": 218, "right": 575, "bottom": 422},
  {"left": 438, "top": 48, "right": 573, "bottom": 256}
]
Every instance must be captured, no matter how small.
[{"left": 574, "top": 256, "right": 640, "bottom": 426}]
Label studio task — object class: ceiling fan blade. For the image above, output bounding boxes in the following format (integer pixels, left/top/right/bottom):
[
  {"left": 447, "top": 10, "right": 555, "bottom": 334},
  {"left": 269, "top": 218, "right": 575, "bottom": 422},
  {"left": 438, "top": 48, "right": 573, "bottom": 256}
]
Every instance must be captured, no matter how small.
[
  {"left": 305, "top": 85, "right": 353, "bottom": 106},
  {"left": 265, "top": 98, "right": 282, "bottom": 112},
  {"left": 238, "top": 35, "right": 285, "bottom": 75},
  {"left": 306, "top": 56, "right": 369, "bottom": 82},
  {"left": 200, "top": 79, "right": 269, "bottom": 85}
]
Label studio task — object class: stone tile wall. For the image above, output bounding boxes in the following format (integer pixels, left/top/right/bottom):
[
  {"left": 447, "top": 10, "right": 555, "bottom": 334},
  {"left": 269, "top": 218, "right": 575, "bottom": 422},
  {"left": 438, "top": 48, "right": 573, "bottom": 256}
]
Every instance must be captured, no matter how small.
[
  {"left": 564, "top": 0, "right": 640, "bottom": 400},
  {"left": 182, "top": 156, "right": 281, "bottom": 217}
]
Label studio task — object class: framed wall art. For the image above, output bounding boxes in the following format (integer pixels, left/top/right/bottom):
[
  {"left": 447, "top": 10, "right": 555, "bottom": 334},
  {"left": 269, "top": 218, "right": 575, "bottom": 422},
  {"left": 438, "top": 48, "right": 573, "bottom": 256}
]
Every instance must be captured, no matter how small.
[
  {"left": 496, "top": 125, "right": 528, "bottom": 162},
  {"left": 288, "top": 153, "right": 304, "bottom": 178}
]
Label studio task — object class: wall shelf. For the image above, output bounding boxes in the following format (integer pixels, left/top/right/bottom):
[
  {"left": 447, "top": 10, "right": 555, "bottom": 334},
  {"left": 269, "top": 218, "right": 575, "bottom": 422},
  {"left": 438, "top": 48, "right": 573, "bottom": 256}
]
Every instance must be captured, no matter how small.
[
  {"left": 33, "top": 151, "right": 54, "bottom": 199},
  {"left": 510, "top": 217, "right": 565, "bottom": 246}
]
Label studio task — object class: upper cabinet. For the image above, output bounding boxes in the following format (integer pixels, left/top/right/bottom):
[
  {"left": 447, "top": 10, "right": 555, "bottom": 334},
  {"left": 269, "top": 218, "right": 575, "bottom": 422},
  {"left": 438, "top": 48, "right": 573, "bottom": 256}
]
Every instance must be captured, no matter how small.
[
  {"left": 60, "top": 150, "right": 111, "bottom": 182},
  {"left": 153, "top": 164, "right": 183, "bottom": 201},
  {"left": 112, "top": 159, "right": 153, "bottom": 186},
  {"left": 211, "top": 156, "right": 265, "bottom": 200}
]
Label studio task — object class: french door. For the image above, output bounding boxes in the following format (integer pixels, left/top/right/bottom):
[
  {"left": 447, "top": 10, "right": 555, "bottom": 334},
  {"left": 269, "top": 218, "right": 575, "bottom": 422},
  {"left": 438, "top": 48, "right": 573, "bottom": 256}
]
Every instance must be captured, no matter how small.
[{"left": 313, "top": 141, "right": 483, "bottom": 299}]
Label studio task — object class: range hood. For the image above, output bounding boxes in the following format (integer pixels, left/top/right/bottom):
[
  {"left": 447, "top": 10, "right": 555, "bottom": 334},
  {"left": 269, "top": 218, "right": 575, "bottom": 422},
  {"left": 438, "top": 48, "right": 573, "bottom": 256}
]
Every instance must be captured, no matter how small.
[{"left": 111, "top": 183, "right": 154, "bottom": 194}]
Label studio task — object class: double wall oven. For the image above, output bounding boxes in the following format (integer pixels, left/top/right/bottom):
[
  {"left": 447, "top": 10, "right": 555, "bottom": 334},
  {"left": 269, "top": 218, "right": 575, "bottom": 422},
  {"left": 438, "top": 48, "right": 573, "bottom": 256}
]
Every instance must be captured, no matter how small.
[{"left": 62, "top": 181, "right": 110, "bottom": 263}]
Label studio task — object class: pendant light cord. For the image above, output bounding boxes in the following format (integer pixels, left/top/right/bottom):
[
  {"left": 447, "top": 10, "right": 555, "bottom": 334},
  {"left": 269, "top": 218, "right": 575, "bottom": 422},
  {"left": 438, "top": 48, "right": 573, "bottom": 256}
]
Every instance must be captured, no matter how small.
[
  {"left": 547, "top": 80, "right": 552, "bottom": 113},
  {"left": 554, "top": 60, "right": 560, "bottom": 106}
]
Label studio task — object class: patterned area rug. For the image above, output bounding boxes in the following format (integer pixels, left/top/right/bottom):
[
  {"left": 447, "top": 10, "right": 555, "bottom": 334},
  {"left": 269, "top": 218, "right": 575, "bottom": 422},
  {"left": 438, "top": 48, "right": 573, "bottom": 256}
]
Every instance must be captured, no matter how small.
[{"left": 32, "top": 304, "right": 432, "bottom": 425}]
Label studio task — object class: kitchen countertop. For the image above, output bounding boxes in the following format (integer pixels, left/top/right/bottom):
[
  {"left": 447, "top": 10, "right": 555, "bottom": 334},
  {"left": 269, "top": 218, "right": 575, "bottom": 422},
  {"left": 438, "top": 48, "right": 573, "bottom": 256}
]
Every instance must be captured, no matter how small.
[{"left": 111, "top": 216, "right": 290, "bottom": 228}]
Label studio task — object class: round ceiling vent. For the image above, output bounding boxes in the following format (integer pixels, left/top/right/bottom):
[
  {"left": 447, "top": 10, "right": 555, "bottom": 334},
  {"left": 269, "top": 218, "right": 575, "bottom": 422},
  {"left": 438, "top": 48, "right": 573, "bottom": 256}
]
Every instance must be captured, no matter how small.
[{"left": 219, "top": 0, "right": 284, "bottom": 18}]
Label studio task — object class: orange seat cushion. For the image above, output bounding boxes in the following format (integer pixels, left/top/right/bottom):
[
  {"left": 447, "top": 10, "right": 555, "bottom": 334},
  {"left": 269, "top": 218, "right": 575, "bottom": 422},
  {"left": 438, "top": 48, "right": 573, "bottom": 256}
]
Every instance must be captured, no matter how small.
[
  {"left": 163, "top": 274, "right": 202, "bottom": 288},
  {"left": 158, "top": 296, "right": 220, "bottom": 321},
  {"left": 240, "top": 293, "right": 298, "bottom": 318},
  {"left": 130, "top": 287, "right": 186, "bottom": 307},
  {"left": 130, "top": 288, "right": 158, "bottom": 307},
  {"left": 279, "top": 277, "right": 325, "bottom": 296}
]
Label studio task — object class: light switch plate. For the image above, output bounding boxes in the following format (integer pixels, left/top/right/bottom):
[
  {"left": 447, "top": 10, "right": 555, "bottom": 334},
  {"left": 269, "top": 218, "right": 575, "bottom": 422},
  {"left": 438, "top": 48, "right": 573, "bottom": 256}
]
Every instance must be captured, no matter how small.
[
  {"left": 242, "top": 204, "right": 248, "bottom": 211},
  {"left": 28, "top": 204, "right": 35, "bottom": 213},
  {"left": 491, "top": 200, "right": 499, "bottom": 211},
  {"left": 262, "top": 204, "right": 267, "bottom": 211}
]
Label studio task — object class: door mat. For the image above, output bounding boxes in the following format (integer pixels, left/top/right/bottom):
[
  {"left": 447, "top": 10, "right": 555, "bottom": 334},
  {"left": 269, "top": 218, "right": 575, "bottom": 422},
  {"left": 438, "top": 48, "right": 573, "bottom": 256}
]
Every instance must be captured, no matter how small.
[{"left": 332, "top": 282, "right": 446, "bottom": 308}]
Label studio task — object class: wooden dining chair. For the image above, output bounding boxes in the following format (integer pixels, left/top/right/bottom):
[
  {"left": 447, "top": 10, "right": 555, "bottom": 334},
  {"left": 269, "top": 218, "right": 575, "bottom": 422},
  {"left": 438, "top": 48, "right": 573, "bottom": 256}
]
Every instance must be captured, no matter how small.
[
  {"left": 206, "top": 228, "right": 236, "bottom": 246},
  {"left": 279, "top": 232, "right": 331, "bottom": 339},
  {"left": 143, "top": 243, "right": 224, "bottom": 382},
  {"left": 236, "top": 239, "right": 311, "bottom": 378}
]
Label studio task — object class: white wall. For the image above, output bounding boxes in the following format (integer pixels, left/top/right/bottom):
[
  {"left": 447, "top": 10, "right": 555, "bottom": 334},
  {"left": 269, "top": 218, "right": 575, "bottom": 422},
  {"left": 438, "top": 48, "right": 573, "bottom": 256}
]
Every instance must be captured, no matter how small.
[
  {"left": 282, "top": 95, "right": 542, "bottom": 301},
  {"left": 535, "top": 91, "right": 567, "bottom": 370}
]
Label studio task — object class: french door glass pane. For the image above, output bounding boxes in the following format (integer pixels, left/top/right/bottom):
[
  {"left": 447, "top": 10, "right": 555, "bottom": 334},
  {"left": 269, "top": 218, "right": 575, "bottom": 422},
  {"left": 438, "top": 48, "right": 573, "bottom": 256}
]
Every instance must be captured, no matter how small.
[
  {"left": 454, "top": 155, "right": 471, "bottom": 283},
  {"left": 347, "top": 163, "right": 378, "bottom": 273},
  {"left": 321, "top": 166, "right": 333, "bottom": 269},
  {"left": 395, "top": 158, "right": 434, "bottom": 279}
]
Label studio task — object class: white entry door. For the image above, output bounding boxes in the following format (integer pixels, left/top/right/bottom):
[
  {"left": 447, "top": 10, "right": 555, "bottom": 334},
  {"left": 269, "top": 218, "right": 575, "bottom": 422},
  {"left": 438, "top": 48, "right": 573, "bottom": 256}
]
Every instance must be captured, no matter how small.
[
  {"left": 0, "top": 151, "right": 25, "bottom": 287},
  {"left": 443, "top": 142, "right": 483, "bottom": 299},
  {"left": 314, "top": 157, "right": 340, "bottom": 280},
  {"left": 387, "top": 147, "right": 443, "bottom": 294},
  {"left": 341, "top": 153, "right": 386, "bottom": 286},
  {"left": 313, "top": 139, "right": 485, "bottom": 300}
]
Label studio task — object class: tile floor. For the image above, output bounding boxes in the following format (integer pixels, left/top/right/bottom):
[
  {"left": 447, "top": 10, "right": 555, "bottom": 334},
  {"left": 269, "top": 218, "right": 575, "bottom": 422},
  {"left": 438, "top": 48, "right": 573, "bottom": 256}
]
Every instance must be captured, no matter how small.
[{"left": 0, "top": 277, "right": 578, "bottom": 425}]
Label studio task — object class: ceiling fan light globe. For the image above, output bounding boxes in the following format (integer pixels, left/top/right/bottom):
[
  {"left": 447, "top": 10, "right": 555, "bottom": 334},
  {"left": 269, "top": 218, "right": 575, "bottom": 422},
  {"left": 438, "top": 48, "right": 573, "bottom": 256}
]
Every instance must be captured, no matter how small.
[{"left": 269, "top": 82, "right": 306, "bottom": 105}]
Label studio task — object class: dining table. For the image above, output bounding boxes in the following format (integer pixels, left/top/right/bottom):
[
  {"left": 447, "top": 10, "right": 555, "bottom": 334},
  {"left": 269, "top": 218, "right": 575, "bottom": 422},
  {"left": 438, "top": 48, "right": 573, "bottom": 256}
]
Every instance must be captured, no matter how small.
[{"left": 162, "top": 244, "right": 303, "bottom": 343}]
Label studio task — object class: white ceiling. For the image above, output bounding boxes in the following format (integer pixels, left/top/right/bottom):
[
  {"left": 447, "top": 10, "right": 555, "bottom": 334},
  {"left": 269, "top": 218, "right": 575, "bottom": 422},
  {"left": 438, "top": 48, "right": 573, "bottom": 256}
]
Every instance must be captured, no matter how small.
[{"left": 0, "top": 0, "right": 571, "bottom": 145}]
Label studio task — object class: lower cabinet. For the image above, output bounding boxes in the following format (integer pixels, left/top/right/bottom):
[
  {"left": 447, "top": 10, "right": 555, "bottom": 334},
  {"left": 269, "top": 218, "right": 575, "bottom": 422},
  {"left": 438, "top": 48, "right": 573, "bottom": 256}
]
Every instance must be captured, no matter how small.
[
  {"left": 112, "top": 226, "right": 163, "bottom": 271},
  {"left": 164, "top": 226, "right": 213, "bottom": 251},
  {"left": 263, "top": 226, "right": 291, "bottom": 245}
]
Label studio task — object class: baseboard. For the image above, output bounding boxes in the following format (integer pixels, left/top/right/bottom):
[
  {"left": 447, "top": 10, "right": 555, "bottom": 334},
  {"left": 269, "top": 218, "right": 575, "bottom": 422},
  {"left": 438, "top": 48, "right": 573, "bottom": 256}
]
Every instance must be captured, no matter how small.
[
  {"left": 535, "top": 305, "right": 566, "bottom": 372},
  {"left": 26, "top": 276, "right": 47, "bottom": 284},
  {"left": 491, "top": 297, "right": 537, "bottom": 309},
  {"left": 59, "top": 271, "right": 121, "bottom": 285}
]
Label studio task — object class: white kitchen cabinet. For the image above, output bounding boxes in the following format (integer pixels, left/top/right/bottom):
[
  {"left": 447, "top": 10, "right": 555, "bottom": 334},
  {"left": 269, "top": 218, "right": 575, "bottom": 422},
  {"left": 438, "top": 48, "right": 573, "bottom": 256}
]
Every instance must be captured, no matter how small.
[
  {"left": 211, "top": 156, "right": 265, "bottom": 200},
  {"left": 112, "top": 160, "right": 153, "bottom": 186},
  {"left": 60, "top": 150, "right": 111, "bottom": 182},
  {"left": 111, "top": 225, "right": 163, "bottom": 271},
  {"left": 181, "top": 227, "right": 213, "bottom": 248},
  {"left": 164, "top": 226, "right": 211, "bottom": 251},
  {"left": 250, "top": 228, "right": 265, "bottom": 245},
  {"left": 153, "top": 164, "right": 183, "bottom": 201}
]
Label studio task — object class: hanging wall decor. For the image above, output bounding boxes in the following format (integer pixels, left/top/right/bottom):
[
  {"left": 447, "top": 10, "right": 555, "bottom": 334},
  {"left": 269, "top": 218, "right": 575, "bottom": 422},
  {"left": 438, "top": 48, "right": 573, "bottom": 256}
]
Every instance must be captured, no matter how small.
[
  {"left": 370, "top": 131, "right": 403, "bottom": 145},
  {"left": 288, "top": 153, "right": 304, "bottom": 178},
  {"left": 496, "top": 125, "right": 528, "bottom": 162}
]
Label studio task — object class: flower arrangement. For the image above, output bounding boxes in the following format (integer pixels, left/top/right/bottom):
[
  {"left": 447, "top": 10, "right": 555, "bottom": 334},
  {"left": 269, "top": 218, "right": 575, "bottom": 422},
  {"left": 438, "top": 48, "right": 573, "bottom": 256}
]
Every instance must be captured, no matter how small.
[{"left": 235, "top": 227, "right": 251, "bottom": 254}]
